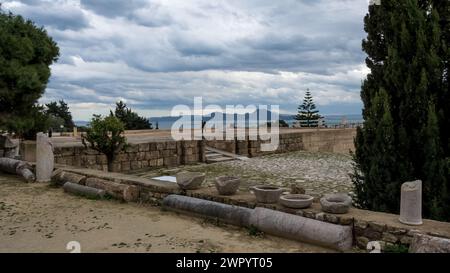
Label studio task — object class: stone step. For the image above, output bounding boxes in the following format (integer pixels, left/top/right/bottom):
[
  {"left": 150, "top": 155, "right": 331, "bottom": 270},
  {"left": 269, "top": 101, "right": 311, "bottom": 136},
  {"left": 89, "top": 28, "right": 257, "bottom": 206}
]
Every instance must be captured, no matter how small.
[
  {"left": 205, "top": 153, "right": 223, "bottom": 158},
  {"left": 206, "top": 156, "right": 235, "bottom": 163}
]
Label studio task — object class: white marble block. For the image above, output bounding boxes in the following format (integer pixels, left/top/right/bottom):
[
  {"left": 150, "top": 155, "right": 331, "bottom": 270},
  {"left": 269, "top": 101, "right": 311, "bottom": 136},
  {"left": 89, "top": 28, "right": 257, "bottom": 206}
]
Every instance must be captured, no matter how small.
[
  {"left": 36, "top": 132, "right": 54, "bottom": 182},
  {"left": 399, "top": 180, "right": 423, "bottom": 225}
]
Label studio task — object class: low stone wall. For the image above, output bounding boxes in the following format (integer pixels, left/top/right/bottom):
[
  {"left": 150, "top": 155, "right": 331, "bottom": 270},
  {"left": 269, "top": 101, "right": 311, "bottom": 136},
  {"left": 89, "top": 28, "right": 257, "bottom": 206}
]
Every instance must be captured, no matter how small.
[
  {"left": 56, "top": 165, "right": 450, "bottom": 252},
  {"left": 54, "top": 140, "right": 204, "bottom": 172},
  {"left": 206, "top": 129, "right": 356, "bottom": 157}
]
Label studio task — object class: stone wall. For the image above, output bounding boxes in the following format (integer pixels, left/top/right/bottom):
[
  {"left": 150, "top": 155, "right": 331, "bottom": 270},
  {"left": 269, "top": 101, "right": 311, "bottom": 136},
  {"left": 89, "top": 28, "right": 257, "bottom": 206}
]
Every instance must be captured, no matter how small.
[
  {"left": 54, "top": 140, "right": 204, "bottom": 172},
  {"left": 206, "top": 129, "right": 356, "bottom": 157}
]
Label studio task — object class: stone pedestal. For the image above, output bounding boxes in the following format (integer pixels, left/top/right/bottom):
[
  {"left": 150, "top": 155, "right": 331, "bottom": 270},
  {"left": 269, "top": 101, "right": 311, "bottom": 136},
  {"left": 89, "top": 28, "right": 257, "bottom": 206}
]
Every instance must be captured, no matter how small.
[
  {"left": 399, "top": 180, "right": 422, "bottom": 225},
  {"left": 19, "top": 140, "right": 36, "bottom": 162},
  {"left": 36, "top": 132, "right": 54, "bottom": 182}
]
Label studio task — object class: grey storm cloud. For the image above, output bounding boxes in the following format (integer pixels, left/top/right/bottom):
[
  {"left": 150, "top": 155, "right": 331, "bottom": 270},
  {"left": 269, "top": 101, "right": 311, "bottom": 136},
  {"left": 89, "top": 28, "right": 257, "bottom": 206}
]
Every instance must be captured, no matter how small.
[{"left": 1, "top": 0, "right": 370, "bottom": 119}]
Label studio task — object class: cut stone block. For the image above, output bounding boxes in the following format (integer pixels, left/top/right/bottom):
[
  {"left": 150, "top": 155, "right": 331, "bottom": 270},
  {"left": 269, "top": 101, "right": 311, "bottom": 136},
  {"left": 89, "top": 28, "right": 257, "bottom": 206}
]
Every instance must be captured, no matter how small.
[
  {"left": 36, "top": 132, "right": 54, "bottom": 182},
  {"left": 399, "top": 180, "right": 423, "bottom": 226},
  {"left": 409, "top": 233, "right": 450, "bottom": 253},
  {"left": 176, "top": 172, "right": 205, "bottom": 190}
]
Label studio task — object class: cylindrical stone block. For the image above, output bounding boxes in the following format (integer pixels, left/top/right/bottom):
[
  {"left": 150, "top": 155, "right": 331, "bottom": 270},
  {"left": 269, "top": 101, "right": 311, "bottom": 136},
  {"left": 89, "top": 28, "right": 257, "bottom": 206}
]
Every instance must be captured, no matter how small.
[{"left": 63, "top": 182, "right": 106, "bottom": 199}]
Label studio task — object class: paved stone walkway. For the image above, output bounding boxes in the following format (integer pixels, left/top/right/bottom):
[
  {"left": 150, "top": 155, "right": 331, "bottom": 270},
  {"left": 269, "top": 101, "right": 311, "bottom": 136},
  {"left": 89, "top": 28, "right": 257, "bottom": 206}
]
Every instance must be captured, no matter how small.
[{"left": 131, "top": 151, "right": 355, "bottom": 198}]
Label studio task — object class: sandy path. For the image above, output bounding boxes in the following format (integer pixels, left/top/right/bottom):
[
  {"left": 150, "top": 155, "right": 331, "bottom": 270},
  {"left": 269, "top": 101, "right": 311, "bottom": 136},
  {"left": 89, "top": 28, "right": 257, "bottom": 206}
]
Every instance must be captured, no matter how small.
[{"left": 0, "top": 174, "right": 332, "bottom": 253}]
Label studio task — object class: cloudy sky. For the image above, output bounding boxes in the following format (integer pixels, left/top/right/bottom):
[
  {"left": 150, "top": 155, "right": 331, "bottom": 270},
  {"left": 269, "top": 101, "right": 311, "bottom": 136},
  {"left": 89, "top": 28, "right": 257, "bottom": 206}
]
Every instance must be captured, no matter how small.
[{"left": 2, "top": 0, "right": 371, "bottom": 120}]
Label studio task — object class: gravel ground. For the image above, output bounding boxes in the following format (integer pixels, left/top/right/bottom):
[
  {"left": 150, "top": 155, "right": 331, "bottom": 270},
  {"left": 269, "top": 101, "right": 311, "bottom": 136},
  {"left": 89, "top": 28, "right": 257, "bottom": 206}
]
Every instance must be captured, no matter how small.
[{"left": 131, "top": 151, "right": 355, "bottom": 197}]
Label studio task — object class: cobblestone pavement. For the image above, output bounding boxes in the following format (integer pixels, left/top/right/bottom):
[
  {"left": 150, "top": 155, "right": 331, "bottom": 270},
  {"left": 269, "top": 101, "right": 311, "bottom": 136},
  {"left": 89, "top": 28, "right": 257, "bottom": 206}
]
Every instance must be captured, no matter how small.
[{"left": 130, "top": 151, "right": 355, "bottom": 198}]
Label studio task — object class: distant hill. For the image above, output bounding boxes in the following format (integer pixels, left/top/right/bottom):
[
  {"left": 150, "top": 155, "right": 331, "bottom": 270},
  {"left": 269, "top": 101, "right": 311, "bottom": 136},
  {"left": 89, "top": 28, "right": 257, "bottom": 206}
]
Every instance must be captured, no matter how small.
[{"left": 76, "top": 113, "right": 363, "bottom": 130}]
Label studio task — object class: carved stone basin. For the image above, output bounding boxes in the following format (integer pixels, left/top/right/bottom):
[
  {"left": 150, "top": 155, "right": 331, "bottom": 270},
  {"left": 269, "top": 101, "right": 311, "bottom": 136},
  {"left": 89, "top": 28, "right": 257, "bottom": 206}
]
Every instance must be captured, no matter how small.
[
  {"left": 250, "top": 185, "right": 284, "bottom": 204},
  {"left": 320, "top": 193, "right": 352, "bottom": 214},
  {"left": 215, "top": 176, "right": 241, "bottom": 195},
  {"left": 176, "top": 172, "right": 206, "bottom": 190},
  {"left": 279, "top": 194, "right": 314, "bottom": 209}
]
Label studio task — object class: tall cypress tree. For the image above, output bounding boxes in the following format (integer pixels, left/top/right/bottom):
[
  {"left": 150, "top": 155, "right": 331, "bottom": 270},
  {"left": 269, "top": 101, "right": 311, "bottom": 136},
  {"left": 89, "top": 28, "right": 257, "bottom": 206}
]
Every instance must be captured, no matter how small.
[{"left": 353, "top": 0, "right": 450, "bottom": 221}]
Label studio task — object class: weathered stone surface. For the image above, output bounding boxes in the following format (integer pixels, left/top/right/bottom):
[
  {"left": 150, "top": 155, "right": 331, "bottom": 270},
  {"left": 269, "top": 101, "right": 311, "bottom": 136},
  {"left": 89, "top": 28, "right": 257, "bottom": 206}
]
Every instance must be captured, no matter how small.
[
  {"left": 15, "top": 161, "right": 35, "bottom": 182},
  {"left": 0, "top": 158, "right": 35, "bottom": 182},
  {"left": 0, "top": 135, "right": 17, "bottom": 158},
  {"left": 63, "top": 182, "right": 106, "bottom": 199},
  {"left": 279, "top": 194, "right": 313, "bottom": 209},
  {"left": 320, "top": 193, "right": 352, "bottom": 214},
  {"left": 409, "top": 234, "right": 450, "bottom": 253},
  {"left": 85, "top": 177, "right": 139, "bottom": 202},
  {"left": 214, "top": 176, "right": 240, "bottom": 195},
  {"left": 250, "top": 185, "right": 284, "bottom": 204},
  {"left": 51, "top": 170, "right": 86, "bottom": 185},
  {"left": 250, "top": 207, "right": 353, "bottom": 251},
  {"left": 399, "top": 180, "right": 423, "bottom": 225},
  {"left": 176, "top": 172, "right": 205, "bottom": 190},
  {"left": 36, "top": 132, "right": 54, "bottom": 182},
  {"left": 356, "top": 236, "right": 370, "bottom": 249},
  {"left": 382, "top": 232, "right": 399, "bottom": 243}
]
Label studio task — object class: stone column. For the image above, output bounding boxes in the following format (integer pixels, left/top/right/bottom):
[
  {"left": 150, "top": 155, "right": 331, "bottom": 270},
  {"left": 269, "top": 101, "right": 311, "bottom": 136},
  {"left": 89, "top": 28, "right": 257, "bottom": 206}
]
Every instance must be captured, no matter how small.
[
  {"left": 36, "top": 132, "right": 54, "bottom": 182},
  {"left": 399, "top": 180, "right": 422, "bottom": 225}
]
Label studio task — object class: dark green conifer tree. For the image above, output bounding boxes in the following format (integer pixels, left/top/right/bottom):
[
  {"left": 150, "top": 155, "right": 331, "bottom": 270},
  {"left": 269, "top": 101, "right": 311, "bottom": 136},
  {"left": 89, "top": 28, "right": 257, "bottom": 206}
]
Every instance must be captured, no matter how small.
[{"left": 353, "top": 0, "right": 450, "bottom": 221}]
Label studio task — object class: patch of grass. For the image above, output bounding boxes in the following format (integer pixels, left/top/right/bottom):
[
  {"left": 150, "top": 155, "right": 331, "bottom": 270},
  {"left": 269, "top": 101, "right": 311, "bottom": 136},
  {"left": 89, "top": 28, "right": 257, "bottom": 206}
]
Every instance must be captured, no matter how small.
[
  {"left": 383, "top": 244, "right": 409, "bottom": 253},
  {"left": 247, "top": 225, "right": 264, "bottom": 237}
]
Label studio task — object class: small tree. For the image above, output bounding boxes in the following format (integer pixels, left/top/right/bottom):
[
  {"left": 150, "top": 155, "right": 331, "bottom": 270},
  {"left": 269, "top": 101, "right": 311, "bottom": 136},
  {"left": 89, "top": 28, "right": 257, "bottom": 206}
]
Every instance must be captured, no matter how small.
[
  {"left": 81, "top": 115, "right": 127, "bottom": 172},
  {"left": 295, "top": 89, "right": 322, "bottom": 127}
]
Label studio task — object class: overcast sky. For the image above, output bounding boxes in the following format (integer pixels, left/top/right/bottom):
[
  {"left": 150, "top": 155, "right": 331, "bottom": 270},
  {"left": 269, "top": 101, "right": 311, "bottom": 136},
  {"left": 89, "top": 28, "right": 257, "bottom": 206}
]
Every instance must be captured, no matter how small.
[{"left": 2, "top": 0, "right": 371, "bottom": 120}]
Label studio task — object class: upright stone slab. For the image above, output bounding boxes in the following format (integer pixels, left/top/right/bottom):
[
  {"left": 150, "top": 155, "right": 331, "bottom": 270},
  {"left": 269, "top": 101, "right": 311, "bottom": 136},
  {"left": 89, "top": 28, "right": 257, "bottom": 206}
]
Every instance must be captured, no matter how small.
[
  {"left": 36, "top": 132, "right": 54, "bottom": 182},
  {"left": 399, "top": 180, "right": 422, "bottom": 225}
]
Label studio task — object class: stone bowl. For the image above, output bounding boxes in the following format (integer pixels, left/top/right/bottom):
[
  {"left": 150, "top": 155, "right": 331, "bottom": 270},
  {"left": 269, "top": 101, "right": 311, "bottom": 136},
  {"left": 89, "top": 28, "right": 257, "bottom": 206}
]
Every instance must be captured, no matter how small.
[
  {"left": 279, "top": 194, "right": 314, "bottom": 209},
  {"left": 214, "top": 176, "right": 241, "bottom": 195},
  {"left": 320, "top": 193, "right": 352, "bottom": 214},
  {"left": 250, "top": 185, "right": 285, "bottom": 204},
  {"left": 176, "top": 172, "right": 206, "bottom": 190}
]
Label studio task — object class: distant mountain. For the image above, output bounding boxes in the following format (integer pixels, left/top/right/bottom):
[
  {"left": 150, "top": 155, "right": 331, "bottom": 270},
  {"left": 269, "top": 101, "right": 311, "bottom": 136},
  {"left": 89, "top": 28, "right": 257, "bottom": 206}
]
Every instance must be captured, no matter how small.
[{"left": 77, "top": 112, "right": 363, "bottom": 130}]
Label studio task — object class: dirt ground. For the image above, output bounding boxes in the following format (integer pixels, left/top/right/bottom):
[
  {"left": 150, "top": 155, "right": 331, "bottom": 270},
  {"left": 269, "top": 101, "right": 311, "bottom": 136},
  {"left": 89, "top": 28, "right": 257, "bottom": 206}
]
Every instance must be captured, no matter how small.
[{"left": 0, "top": 174, "right": 333, "bottom": 253}]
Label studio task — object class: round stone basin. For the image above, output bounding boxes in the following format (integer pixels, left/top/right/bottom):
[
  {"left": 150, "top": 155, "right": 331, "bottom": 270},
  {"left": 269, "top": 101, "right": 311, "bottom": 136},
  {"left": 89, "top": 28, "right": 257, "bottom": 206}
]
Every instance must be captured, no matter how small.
[
  {"left": 250, "top": 185, "right": 284, "bottom": 204},
  {"left": 320, "top": 193, "right": 352, "bottom": 214},
  {"left": 215, "top": 176, "right": 241, "bottom": 195},
  {"left": 279, "top": 194, "right": 314, "bottom": 209},
  {"left": 176, "top": 172, "right": 206, "bottom": 190}
]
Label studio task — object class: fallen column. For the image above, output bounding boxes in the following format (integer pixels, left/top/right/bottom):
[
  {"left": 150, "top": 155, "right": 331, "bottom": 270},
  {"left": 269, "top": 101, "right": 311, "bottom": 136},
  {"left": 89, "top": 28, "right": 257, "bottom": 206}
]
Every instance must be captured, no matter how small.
[
  {"left": 250, "top": 207, "right": 353, "bottom": 251},
  {"left": 0, "top": 157, "right": 35, "bottom": 182},
  {"left": 162, "top": 194, "right": 253, "bottom": 227},
  {"left": 63, "top": 182, "right": 106, "bottom": 199},
  {"left": 85, "top": 177, "right": 139, "bottom": 202},
  {"left": 51, "top": 169, "right": 86, "bottom": 185},
  {"left": 162, "top": 195, "right": 353, "bottom": 251}
]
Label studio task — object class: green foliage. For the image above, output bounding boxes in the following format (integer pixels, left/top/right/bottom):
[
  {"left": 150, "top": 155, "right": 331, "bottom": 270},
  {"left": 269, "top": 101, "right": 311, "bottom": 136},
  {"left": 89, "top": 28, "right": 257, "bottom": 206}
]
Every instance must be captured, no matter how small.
[
  {"left": 294, "top": 89, "right": 322, "bottom": 127},
  {"left": 247, "top": 225, "right": 264, "bottom": 237},
  {"left": 45, "top": 100, "right": 74, "bottom": 129},
  {"left": 383, "top": 244, "right": 409, "bottom": 253},
  {"left": 112, "top": 101, "right": 152, "bottom": 130},
  {"left": 354, "top": 0, "right": 450, "bottom": 221},
  {"left": 14, "top": 105, "right": 50, "bottom": 140},
  {"left": 81, "top": 115, "right": 127, "bottom": 172},
  {"left": 0, "top": 10, "right": 59, "bottom": 134}
]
